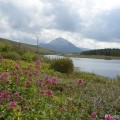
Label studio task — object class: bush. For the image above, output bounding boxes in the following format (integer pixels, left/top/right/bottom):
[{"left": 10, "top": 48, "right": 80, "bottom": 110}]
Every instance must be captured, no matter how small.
[
  {"left": 0, "top": 43, "right": 12, "bottom": 52},
  {"left": 50, "top": 58, "right": 74, "bottom": 74},
  {"left": 1, "top": 51, "right": 21, "bottom": 60},
  {"left": 22, "top": 51, "right": 34, "bottom": 62},
  {"left": 33, "top": 53, "right": 40, "bottom": 61}
]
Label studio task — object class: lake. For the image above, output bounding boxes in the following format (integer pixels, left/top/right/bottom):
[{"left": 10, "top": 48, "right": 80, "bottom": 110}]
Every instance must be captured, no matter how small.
[{"left": 45, "top": 55, "right": 120, "bottom": 79}]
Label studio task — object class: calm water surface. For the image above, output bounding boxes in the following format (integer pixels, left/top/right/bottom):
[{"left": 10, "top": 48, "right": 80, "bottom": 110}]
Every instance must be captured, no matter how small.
[{"left": 45, "top": 55, "right": 120, "bottom": 79}]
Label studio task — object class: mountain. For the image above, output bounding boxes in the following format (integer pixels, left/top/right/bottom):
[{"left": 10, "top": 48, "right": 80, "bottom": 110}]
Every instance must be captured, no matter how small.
[{"left": 39, "top": 37, "right": 81, "bottom": 53}]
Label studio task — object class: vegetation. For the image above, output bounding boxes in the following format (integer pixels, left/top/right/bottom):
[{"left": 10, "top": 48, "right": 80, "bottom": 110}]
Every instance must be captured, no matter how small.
[
  {"left": 0, "top": 57, "right": 120, "bottom": 120},
  {"left": 50, "top": 58, "right": 74, "bottom": 74},
  {"left": 81, "top": 48, "right": 120, "bottom": 56},
  {"left": 0, "top": 38, "right": 56, "bottom": 61}
]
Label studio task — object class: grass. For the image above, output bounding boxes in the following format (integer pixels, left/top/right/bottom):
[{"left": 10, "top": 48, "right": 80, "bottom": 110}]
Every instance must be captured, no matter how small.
[{"left": 0, "top": 58, "right": 120, "bottom": 119}]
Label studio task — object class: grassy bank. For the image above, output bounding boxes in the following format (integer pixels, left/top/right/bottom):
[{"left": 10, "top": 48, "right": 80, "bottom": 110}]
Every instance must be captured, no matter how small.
[
  {"left": 65, "top": 54, "right": 120, "bottom": 60},
  {"left": 0, "top": 58, "right": 120, "bottom": 119}
]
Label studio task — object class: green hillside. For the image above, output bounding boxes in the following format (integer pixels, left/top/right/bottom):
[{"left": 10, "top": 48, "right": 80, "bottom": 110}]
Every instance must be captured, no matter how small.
[
  {"left": 0, "top": 38, "right": 56, "bottom": 54},
  {"left": 0, "top": 38, "right": 58, "bottom": 61}
]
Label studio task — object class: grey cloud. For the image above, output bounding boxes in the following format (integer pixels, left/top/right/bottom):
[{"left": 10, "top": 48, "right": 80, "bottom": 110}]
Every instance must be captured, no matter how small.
[
  {"left": 49, "top": 0, "right": 81, "bottom": 32},
  {"left": 0, "top": 1, "right": 44, "bottom": 34},
  {"left": 0, "top": 2, "right": 30, "bottom": 31},
  {"left": 82, "top": 9, "right": 120, "bottom": 42}
]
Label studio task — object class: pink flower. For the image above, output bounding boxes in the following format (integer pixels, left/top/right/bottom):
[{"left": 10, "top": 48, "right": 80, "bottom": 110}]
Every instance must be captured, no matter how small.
[
  {"left": 61, "top": 106, "right": 67, "bottom": 111},
  {"left": 22, "top": 98, "right": 27, "bottom": 103},
  {"left": 0, "top": 56, "right": 3, "bottom": 61},
  {"left": 105, "top": 114, "right": 114, "bottom": 120},
  {"left": 44, "top": 90, "right": 54, "bottom": 97},
  {"left": 25, "top": 81, "right": 31, "bottom": 87},
  {"left": 18, "top": 70, "right": 23, "bottom": 75},
  {"left": 51, "top": 78, "right": 58, "bottom": 85},
  {"left": 14, "top": 63, "right": 20, "bottom": 69},
  {"left": 76, "top": 79, "right": 84, "bottom": 86},
  {"left": 25, "top": 106, "right": 30, "bottom": 110},
  {"left": 45, "top": 78, "right": 52, "bottom": 84},
  {"left": 8, "top": 101, "right": 17, "bottom": 108},
  {"left": 14, "top": 76, "right": 19, "bottom": 80},
  {"left": 36, "top": 81, "right": 42, "bottom": 87},
  {"left": 71, "top": 99, "right": 76, "bottom": 104},
  {"left": 13, "top": 92, "right": 20, "bottom": 99},
  {"left": 35, "top": 60, "right": 41, "bottom": 67},
  {"left": 6, "top": 92, "right": 11, "bottom": 101},
  {"left": 44, "top": 75, "right": 58, "bottom": 85},
  {"left": 0, "top": 72, "right": 9, "bottom": 79},
  {"left": 91, "top": 112, "right": 97, "bottom": 118},
  {"left": 6, "top": 80, "right": 11, "bottom": 84},
  {"left": 0, "top": 90, "right": 11, "bottom": 101}
]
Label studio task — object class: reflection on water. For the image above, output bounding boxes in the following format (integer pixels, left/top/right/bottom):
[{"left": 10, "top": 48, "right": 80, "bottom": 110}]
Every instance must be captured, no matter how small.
[{"left": 45, "top": 55, "right": 120, "bottom": 79}]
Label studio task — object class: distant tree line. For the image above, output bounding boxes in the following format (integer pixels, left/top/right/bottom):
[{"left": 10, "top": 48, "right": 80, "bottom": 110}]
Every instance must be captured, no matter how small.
[{"left": 81, "top": 48, "right": 120, "bottom": 56}]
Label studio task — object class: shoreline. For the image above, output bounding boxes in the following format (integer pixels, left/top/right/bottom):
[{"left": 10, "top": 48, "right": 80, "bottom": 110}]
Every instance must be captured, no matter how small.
[{"left": 64, "top": 54, "right": 120, "bottom": 60}]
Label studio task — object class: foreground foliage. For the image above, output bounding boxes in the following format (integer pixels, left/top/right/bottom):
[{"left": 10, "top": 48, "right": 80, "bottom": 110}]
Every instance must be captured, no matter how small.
[{"left": 0, "top": 57, "right": 120, "bottom": 120}]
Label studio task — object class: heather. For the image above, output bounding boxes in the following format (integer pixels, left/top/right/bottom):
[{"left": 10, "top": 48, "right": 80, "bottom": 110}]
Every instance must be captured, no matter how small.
[{"left": 0, "top": 57, "right": 120, "bottom": 120}]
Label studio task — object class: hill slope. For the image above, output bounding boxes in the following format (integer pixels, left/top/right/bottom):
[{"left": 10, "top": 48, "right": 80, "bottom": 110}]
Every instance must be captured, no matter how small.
[
  {"left": 0, "top": 38, "right": 56, "bottom": 54},
  {"left": 40, "top": 37, "right": 81, "bottom": 53}
]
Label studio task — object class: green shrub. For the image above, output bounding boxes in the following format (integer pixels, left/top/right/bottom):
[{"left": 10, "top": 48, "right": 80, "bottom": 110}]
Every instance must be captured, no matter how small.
[
  {"left": 50, "top": 58, "right": 74, "bottom": 74},
  {"left": 22, "top": 51, "right": 34, "bottom": 62},
  {"left": 0, "top": 43, "right": 12, "bottom": 52},
  {"left": 1, "top": 51, "right": 21, "bottom": 60},
  {"left": 33, "top": 53, "right": 40, "bottom": 61}
]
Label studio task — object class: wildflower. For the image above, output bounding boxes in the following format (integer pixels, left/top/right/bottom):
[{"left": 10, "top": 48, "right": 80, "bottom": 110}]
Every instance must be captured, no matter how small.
[
  {"left": 45, "top": 78, "right": 52, "bottom": 84},
  {"left": 6, "top": 80, "right": 11, "bottom": 84},
  {"left": 105, "top": 114, "right": 114, "bottom": 120},
  {"left": 14, "top": 63, "right": 20, "bottom": 69},
  {"left": 44, "top": 75, "right": 58, "bottom": 85},
  {"left": 91, "top": 112, "right": 97, "bottom": 118},
  {"left": 35, "top": 60, "right": 41, "bottom": 67},
  {"left": 6, "top": 92, "right": 11, "bottom": 101},
  {"left": 18, "top": 70, "right": 23, "bottom": 75},
  {"left": 14, "top": 76, "right": 19, "bottom": 80},
  {"left": 36, "top": 81, "right": 42, "bottom": 87},
  {"left": 0, "top": 56, "right": 3, "bottom": 61},
  {"left": 71, "top": 99, "right": 76, "bottom": 105},
  {"left": 8, "top": 101, "right": 17, "bottom": 108},
  {"left": 52, "top": 77, "right": 58, "bottom": 85},
  {"left": 13, "top": 92, "right": 20, "bottom": 99},
  {"left": 76, "top": 79, "right": 84, "bottom": 86},
  {"left": 25, "top": 106, "right": 30, "bottom": 110},
  {"left": 25, "top": 81, "right": 31, "bottom": 87},
  {"left": 22, "top": 98, "right": 27, "bottom": 103},
  {"left": 44, "top": 75, "right": 49, "bottom": 81},
  {"left": 0, "top": 72, "right": 9, "bottom": 79},
  {"left": 0, "top": 90, "right": 11, "bottom": 101},
  {"left": 61, "top": 106, "right": 67, "bottom": 111},
  {"left": 44, "top": 90, "right": 54, "bottom": 97}
]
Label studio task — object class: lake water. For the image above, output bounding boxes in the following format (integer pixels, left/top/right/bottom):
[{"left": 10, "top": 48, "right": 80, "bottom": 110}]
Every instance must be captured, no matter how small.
[{"left": 45, "top": 55, "right": 120, "bottom": 79}]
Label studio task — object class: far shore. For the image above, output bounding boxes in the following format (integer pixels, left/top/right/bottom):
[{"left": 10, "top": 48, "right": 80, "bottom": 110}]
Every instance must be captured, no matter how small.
[{"left": 64, "top": 54, "right": 120, "bottom": 60}]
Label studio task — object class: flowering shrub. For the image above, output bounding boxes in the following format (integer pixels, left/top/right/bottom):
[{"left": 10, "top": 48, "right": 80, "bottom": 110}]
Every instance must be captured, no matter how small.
[{"left": 0, "top": 57, "right": 119, "bottom": 119}]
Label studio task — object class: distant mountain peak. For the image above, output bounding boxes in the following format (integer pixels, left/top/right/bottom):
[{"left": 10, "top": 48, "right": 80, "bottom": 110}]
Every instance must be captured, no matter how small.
[
  {"left": 40, "top": 37, "right": 81, "bottom": 53},
  {"left": 49, "top": 37, "right": 71, "bottom": 45}
]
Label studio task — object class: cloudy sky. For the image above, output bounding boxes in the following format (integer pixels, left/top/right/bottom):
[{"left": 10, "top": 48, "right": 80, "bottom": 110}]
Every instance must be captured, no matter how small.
[{"left": 0, "top": 0, "right": 120, "bottom": 49}]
